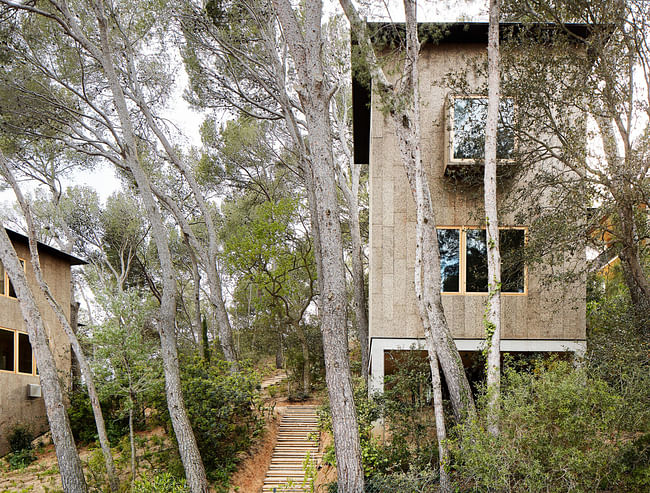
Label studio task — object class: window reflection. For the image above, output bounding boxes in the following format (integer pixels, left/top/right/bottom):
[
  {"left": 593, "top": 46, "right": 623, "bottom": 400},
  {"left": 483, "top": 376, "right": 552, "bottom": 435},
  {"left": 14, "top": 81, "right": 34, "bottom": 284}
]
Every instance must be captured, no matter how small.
[
  {"left": 466, "top": 229, "right": 488, "bottom": 292},
  {"left": 453, "top": 98, "right": 514, "bottom": 161},
  {"left": 0, "top": 329, "right": 14, "bottom": 371},
  {"left": 437, "top": 229, "right": 460, "bottom": 292},
  {"left": 501, "top": 229, "right": 525, "bottom": 293}
]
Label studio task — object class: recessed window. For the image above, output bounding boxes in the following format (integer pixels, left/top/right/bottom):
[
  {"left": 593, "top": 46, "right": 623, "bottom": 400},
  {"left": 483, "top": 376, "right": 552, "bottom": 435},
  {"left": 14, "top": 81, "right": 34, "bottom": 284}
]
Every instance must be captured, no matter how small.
[
  {"left": 18, "top": 333, "right": 33, "bottom": 374},
  {"left": 0, "top": 327, "right": 36, "bottom": 375},
  {"left": 437, "top": 227, "right": 526, "bottom": 294},
  {"left": 449, "top": 97, "right": 515, "bottom": 163}
]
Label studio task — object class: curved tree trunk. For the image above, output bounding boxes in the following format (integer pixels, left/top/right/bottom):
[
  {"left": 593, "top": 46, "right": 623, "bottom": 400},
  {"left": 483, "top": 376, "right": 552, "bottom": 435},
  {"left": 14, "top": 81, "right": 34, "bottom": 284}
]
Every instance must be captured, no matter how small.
[
  {"left": 339, "top": 0, "right": 476, "bottom": 422},
  {"left": 1, "top": 154, "right": 119, "bottom": 492},
  {"left": 90, "top": 2, "right": 209, "bottom": 489}
]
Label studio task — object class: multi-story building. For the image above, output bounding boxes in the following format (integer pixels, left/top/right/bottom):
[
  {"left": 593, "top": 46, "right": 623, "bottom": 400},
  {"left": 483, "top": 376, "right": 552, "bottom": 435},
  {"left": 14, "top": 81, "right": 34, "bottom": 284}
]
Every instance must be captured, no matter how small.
[{"left": 352, "top": 22, "right": 588, "bottom": 394}]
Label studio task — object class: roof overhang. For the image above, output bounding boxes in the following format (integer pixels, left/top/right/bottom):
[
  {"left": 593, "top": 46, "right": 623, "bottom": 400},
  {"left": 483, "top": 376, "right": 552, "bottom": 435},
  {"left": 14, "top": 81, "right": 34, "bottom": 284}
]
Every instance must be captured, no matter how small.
[{"left": 5, "top": 228, "right": 87, "bottom": 266}]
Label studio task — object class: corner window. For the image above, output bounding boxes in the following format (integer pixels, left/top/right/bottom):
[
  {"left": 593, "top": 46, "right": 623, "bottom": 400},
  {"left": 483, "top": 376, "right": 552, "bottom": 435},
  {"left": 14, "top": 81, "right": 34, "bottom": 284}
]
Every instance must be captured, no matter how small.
[
  {"left": 0, "top": 327, "right": 37, "bottom": 375},
  {"left": 449, "top": 96, "right": 515, "bottom": 162},
  {"left": 437, "top": 227, "right": 526, "bottom": 294}
]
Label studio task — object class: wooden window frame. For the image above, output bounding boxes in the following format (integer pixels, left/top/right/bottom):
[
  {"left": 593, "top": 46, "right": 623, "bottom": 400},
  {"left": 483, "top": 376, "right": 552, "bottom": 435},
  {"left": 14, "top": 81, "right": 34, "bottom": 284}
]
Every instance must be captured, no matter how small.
[
  {"left": 1, "top": 258, "right": 26, "bottom": 299},
  {"left": 438, "top": 226, "right": 528, "bottom": 296},
  {"left": 0, "top": 326, "right": 38, "bottom": 376},
  {"left": 444, "top": 94, "right": 516, "bottom": 169}
]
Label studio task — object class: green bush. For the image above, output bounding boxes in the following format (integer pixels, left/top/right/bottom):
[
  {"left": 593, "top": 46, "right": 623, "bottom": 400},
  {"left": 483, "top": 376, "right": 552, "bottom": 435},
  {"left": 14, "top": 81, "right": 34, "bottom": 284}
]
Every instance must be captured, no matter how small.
[
  {"left": 453, "top": 360, "right": 634, "bottom": 492},
  {"left": 8, "top": 426, "right": 32, "bottom": 453},
  {"left": 67, "top": 387, "right": 129, "bottom": 445},
  {"left": 155, "top": 356, "right": 263, "bottom": 484},
  {"left": 8, "top": 448, "right": 36, "bottom": 470},
  {"left": 132, "top": 472, "right": 188, "bottom": 493}
]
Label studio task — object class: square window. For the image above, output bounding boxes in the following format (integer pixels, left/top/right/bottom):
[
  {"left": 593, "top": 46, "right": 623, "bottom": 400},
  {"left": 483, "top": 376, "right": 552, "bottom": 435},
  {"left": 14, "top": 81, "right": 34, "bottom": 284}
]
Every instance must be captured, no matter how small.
[{"left": 450, "top": 97, "right": 514, "bottom": 162}]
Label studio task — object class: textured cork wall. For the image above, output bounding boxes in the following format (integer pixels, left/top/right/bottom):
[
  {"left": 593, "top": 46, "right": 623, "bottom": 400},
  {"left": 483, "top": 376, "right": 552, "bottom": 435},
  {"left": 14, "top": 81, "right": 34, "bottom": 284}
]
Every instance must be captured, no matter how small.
[
  {"left": 0, "top": 240, "right": 72, "bottom": 456},
  {"left": 368, "top": 42, "right": 586, "bottom": 342}
]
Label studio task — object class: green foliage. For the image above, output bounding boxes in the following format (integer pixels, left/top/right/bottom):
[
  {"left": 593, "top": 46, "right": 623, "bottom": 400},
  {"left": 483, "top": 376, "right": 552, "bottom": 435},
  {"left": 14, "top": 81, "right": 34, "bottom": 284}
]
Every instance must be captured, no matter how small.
[
  {"left": 154, "top": 356, "right": 263, "bottom": 484},
  {"left": 452, "top": 360, "right": 644, "bottom": 492},
  {"left": 587, "top": 286, "right": 650, "bottom": 430},
  {"left": 132, "top": 472, "right": 188, "bottom": 493},
  {"left": 8, "top": 426, "right": 32, "bottom": 453},
  {"left": 8, "top": 449, "right": 36, "bottom": 470},
  {"left": 7, "top": 426, "right": 35, "bottom": 470},
  {"left": 66, "top": 388, "right": 129, "bottom": 445}
]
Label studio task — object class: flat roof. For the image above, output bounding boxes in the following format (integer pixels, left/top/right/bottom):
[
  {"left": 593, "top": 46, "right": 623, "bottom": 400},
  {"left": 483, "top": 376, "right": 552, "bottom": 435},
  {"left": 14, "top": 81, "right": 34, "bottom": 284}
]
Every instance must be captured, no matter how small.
[{"left": 5, "top": 228, "right": 87, "bottom": 266}]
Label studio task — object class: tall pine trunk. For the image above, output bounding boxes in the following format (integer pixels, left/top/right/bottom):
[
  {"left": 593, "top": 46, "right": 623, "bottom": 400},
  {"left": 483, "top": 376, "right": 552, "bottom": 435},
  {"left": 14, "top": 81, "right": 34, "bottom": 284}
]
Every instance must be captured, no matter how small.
[
  {"left": 271, "top": 1, "right": 365, "bottom": 490},
  {"left": 484, "top": 0, "right": 503, "bottom": 436}
]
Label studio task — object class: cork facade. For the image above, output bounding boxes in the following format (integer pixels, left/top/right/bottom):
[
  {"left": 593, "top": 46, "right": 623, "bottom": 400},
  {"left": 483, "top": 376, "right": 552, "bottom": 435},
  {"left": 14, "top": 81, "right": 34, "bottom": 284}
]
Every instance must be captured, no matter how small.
[
  {"left": 356, "top": 24, "right": 587, "bottom": 394},
  {"left": 0, "top": 230, "right": 83, "bottom": 456}
]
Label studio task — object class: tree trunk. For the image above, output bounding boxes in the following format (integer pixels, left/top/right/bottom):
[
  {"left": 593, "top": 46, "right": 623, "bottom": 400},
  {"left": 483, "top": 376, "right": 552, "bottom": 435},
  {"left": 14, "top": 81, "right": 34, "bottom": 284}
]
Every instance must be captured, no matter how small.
[
  {"left": 616, "top": 199, "right": 650, "bottom": 313},
  {"left": 339, "top": 0, "right": 476, "bottom": 422},
  {"left": 1, "top": 154, "right": 120, "bottom": 492},
  {"left": 90, "top": 3, "right": 209, "bottom": 489},
  {"left": 187, "top": 241, "right": 205, "bottom": 359},
  {"left": 484, "top": 0, "right": 502, "bottom": 436},
  {"left": 405, "top": 3, "right": 451, "bottom": 489},
  {"left": 0, "top": 227, "right": 88, "bottom": 493},
  {"left": 129, "top": 389, "right": 137, "bottom": 485},
  {"left": 348, "top": 197, "right": 369, "bottom": 382},
  {"left": 271, "top": 1, "right": 364, "bottom": 490},
  {"left": 70, "top": 300, "right": 82, "bottom": 392},
  {"left": 297, "top": 323, "right": 311, "bottom": 395}
]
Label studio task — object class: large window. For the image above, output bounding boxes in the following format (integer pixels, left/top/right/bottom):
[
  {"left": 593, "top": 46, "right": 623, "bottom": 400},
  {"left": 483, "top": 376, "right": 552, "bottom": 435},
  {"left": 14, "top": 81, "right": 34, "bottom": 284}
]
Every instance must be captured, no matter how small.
[
  {"left": 448, "top": 96, "right": 515, "bottom": 163},
  {"left": 0, "top": 327, "right": 36, "bottom": 375},
  {"left": 437, "top": 227, "right": 526, "bottom": 294},
  {"left": 0, "top": 259, "right": 26, "bottom": 298}
]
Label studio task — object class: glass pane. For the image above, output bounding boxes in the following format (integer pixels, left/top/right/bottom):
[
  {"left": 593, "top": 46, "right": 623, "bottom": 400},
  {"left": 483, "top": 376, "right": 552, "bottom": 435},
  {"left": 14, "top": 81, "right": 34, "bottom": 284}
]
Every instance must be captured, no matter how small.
[
  {"left": 437, "top": 229, "right": 460, "bottom": 292},
  {"left": 453, "top": 98, "right": 514, "bottom": 160},
  {"left": 466, "top": 229, "right": 488, "bottom": 292},
  {"left": 500, "top": 229, "right": 525, "bottom": 293},
  {"left": 0, "top": 262, "right": 5, "bottom": 295},
  {"left": 0, "top": 329, "right": 14, "bottom": 371},
  {"left": 18, "top": 333, "right": 33, "bottom": 374}
]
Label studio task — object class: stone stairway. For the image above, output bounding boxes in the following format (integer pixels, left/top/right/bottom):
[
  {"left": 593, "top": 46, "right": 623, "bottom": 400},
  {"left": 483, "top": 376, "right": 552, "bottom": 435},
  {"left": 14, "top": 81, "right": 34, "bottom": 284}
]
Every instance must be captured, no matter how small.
[{"left": 262, "top": 405, "right": 320, "bottom": 493}]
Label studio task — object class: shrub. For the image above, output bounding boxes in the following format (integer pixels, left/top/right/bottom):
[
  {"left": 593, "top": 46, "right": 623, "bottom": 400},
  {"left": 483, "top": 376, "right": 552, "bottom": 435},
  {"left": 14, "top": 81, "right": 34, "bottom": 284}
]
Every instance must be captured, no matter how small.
[
  {"left": 7, "top": 426, "right": 36, "bottom": 470},
  {"left": 132, "top": 472, "right": 188, "bottom": 493},
  {"left": 8, "top": 426, "right": 32, "bottom": 453},
  {"left": 154, "top": 356, "right": 263, "bottom": 485},
  {"left": 67, "top": 387, "right": 129, "bottom": 445},
  {"left": 453, "top": 360, "right": 631, "bottom": 492}
]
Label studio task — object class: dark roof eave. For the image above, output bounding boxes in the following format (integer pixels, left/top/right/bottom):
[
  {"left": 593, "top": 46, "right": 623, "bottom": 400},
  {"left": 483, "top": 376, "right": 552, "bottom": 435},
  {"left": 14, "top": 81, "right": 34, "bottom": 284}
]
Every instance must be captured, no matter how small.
[{"left": 5, "top": 228, "right": 88, "bottom": 266}]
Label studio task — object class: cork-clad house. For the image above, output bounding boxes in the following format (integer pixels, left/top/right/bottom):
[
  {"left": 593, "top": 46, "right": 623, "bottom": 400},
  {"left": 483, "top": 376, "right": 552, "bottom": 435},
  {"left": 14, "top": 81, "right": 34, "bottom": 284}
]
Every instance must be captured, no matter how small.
[
  {"left": 0, "top": 228, "right": 84, "bottom": 455},
  {"left": 353, "top": 23, "right": 589, "bottom": 395}
]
